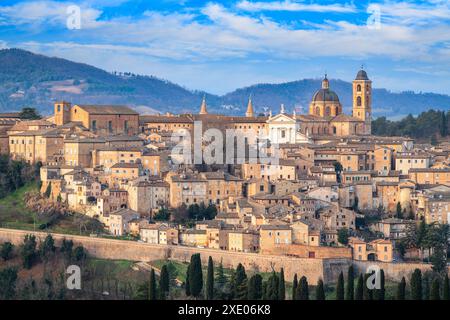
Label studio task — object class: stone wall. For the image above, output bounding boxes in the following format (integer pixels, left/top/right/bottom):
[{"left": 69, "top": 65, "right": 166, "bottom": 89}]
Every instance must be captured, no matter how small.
[
  {"left": 0, "top": 228, "right": 346, "bottom": 283},
  {"left": 262, "top": 243, "right": 352, "bottom": 259},
  {"left": 352, "top": 260, "right": 440, "bottom": 282}
]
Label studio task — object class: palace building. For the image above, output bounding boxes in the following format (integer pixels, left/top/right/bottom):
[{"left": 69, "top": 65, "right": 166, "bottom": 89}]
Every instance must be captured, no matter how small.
[{"left": 140, "top": 68, "right": 372, "bottom": 140}]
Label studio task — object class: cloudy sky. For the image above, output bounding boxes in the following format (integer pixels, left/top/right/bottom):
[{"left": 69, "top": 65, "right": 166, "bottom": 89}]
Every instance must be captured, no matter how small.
[{"left": 0, "top": 0, "right": 450, "bottom": 95}]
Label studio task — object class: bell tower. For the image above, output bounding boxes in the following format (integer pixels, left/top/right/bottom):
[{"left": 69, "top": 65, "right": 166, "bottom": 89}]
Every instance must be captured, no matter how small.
[
  {"left": 54, "top": 101, "right": 71, "bottom": 126},
  {"left": 352, "top": 67, "right": 372, "bottom": 134}
]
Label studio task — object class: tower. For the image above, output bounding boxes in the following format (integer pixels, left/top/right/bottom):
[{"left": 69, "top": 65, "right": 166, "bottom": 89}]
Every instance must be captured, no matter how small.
[
  {"left": 54, "top": 101, "right": 71, "bottom": 126},
  {"left": 199, "top": 95, "right": 208, "bottom": 115},
  {"left": 245, "top": 95, "right": 254, "bottom": 117},
  {"left": 352, "top": 67, "right": 372, "bottom": 134}
]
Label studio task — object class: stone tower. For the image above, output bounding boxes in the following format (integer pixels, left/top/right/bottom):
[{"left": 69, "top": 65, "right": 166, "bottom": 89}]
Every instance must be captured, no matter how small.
[
  {"left": 54, "top": 101, "right": 71, "bottom": 126},
  {"left": 352, "top": 68, "right": 372, "bottom": 134}
]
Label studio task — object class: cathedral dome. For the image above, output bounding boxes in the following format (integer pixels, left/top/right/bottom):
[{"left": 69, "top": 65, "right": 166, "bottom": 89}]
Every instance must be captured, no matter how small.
[
  {"left": 312, "top": 75, "right": 340, "bottom": 103},
  {"left": 312, "top": 88, "right": 340, "bottom": 102}
]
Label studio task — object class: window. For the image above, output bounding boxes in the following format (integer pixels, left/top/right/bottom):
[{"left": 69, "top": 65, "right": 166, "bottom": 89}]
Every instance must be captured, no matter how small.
[
  {"left": 357, "top": 84, "right": 361, "bottom": 92},
  {"left": 357, "top": 96, "right": 362, "bottom": 106},
  {"left": 92, "top": 120, "right": 97, "bottom": 130},
  {"left": 108, "top": 121, "right": 113, "bottom": 133}
]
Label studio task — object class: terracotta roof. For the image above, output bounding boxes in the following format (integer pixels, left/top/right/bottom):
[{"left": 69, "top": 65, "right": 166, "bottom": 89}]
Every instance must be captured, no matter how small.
[{"left": 76, "top": 105, "right": 138, "bottom": 115}]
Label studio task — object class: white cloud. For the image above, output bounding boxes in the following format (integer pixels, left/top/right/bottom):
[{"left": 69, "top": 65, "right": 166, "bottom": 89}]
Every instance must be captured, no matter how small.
[{"left": 236, "top": 0, "right": 357, "bottom": 13}]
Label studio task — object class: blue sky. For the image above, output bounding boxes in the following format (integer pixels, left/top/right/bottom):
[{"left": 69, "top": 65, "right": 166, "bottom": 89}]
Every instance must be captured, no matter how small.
[{"left": 0, "top": 0, "right": 450, "bottom": 95}]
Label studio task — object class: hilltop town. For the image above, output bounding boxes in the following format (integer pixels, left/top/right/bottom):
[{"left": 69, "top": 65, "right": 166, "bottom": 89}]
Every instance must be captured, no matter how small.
[{"left": 1, "top": 68, "right": 449, "bottom": 266}]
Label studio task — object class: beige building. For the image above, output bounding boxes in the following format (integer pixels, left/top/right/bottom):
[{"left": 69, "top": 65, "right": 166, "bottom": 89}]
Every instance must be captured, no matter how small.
[
  {"left": 395, "top": 152, "right": 431, "bottom": 175},
  {"left": 108, "top": 208, "right": 140, "bottom": 236},
  {"left": 259, "top": 224, "right": 292, "bottom": 254}
]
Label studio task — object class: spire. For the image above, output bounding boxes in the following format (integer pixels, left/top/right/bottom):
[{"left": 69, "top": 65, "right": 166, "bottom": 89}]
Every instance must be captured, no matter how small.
[
  {"left": 322, "top": 73, "right": 329, "bottom": 89},
  {"left": 199, "top": 95, "right": 208, "bottom": 115},
  {"left": 245, "top": 94, "right": 254, "bottom": 117},
  {"left": 280, "top": 103, "right": 285, "bottom": 114}
]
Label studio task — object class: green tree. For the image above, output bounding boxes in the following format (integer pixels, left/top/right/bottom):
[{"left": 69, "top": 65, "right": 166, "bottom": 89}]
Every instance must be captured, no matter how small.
[
  {"left": 336, "top": 271, "right": 345, "bottom": 300},
  {"left": 292, "top": 274, "right": 298, "bottom": 300},
  {"left": 346, "top": 265, "right": 354, "bottom": 300},
  {"left": 410, "top": 269, "right": 423, "bottom": 300},
  {"left": 153, "top": 208, "right": 170, "bottom": 221},
  {"left": 396, "top": 277, "right": 406, "bottom": 300},
  {"left": 355, "top": 274, "right": 363, "bottom": 300},
  {"left": 0, "top": 267, "right": 18, "bottom": 299},
  {"left": 149, "top": 268, "right": 157, "bottom": 300},
  {"left": 247, "top": 274, "right": 263, "bottom": 300},
  {"left": 159, "top": 264, "right": 170, "bottom": 300},
  {"left": 315, "top": 278, "right": 325, "bottom": 300},
  {"left": 265, "top": 271, "right": 279, "bottom": 300},
  {"left": 1, "top": 242, "right": 14, "bottom": 261},
  {"left": 296, "top": 276, "right": 309, "bottom": 300},
  {"left": 233, "top": 263, "right": 248, "bottom": 300},
  {"left": 337, "top": 228, "right": 349, "bottom": 246},
  {"left": 60, "top": 238, "right": 73, "bottom": 261},
  {"left": 188, "top": 253, "right": 203, "bottom": 298},
  {"left": 278, "top": 268, "right": 285, "bottom": 300},
  {"left": 73, "top": 246, "right": 87, "bottom": 263},
  {"left": 40, "top": 234, "right": 56, "bottom": 261},
  {"left": 430, "top": 278, "right": 440, "bottom": 300},
  {"left": 444, "top": 274, "right": 449, "bottom": 300},
  {"left": 185, "top": 264, "right": 191, "bottom": 296},
  {"left": 215, "top": 260, "right": 227, "bottom": 298},
  {"left": 430, "top": 245, "right": 447, "bottom": 274},
  {"left": 19, "top": 107, "right": 41, "bottom": 120},
  {"left": 334, "top": 161, "right": 343, "bottom": 183},
  {"left": 20, "top": 234, "right": 37, "bottom": 269},
  {"left": 430, "top": 133, "right": 438, "bottom": 146},
  {"left": 205, "top": 256, "right": 214, "bottom": 300}
]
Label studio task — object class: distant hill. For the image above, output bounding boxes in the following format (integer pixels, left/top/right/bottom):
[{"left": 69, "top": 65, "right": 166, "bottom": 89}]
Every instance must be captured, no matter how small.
[{"left": 0, "top": 48, "right": 449, "bottom": 118}]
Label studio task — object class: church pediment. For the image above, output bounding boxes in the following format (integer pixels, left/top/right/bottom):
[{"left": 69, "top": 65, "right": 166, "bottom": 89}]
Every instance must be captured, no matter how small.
[{"left": 267, "top": 113, "right": 296, "bottom": 124}]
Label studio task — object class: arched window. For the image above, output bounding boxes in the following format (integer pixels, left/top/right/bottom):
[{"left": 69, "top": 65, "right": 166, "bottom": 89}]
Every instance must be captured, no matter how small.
[
  {"left": 325, "top": 106, "right": 331, "bottom": 116},
  {"left": 315, "top": 107, "right": 320, "bottom": 116},
  {"left": 335, "top": 106, "right": 339, "bottom": 114},
  {"left": 357, "top": 84, "right": 361, "bottom": 92},
  {"left": 332, "top": 126, "right": 337, "bottom": 135},
  {"left": 357, "top": 96, "right": 362, "bottom": 107}
]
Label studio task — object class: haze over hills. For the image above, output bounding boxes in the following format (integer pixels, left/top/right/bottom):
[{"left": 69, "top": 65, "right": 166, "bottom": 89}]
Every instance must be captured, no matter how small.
[{"left": 0, "top": 48, "right": 449, "bottom": 118}]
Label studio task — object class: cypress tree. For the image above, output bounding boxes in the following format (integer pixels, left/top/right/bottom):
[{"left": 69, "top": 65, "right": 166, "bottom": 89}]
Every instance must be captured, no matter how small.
[
  {"left": 234, "top": 263, "right": 248, "bottom": 300},
  {"left": 188, "top": 254, "right": 203, "bottom": 298},
  {"left": 296, "top": 276, "right": 309, "bottom": 300},
  {"left": 149, "top": 269, "right": 157, "bottom": 300},
  {"left": 247, "top": 274, "right": 263, "bottom": 300},
  {"left": 410, "top": 269, "right": 422, "bottom": 300},
  {"left": 423, "top": 274, "right": 430, "bottom": 300},
  {"left": 443, "top": 274, "right": 449, "bottom": 300},
  {"left": 315, "top": 278, "right": 325, "bottom": 300},
  {"left": 374, "top": 269, "right": 385, "bottom": 300},
  {"left": 346, "top": 265, "right": 354, "bottom": 300},
  {"left": 205, "top": 256, "right": 214, "bottom": 300},
  {"left": 262, "top": 281, "right": 267, "bottom": 300},
  {"left": 266, "top": 271, "right": 279, "bottom": 300},
  {"left": 363, "top": 273, "right": 373, "bottom": 300},
  {"left": 355, "top": 274, "right": 363, "bottom": 300},
  {"left": 430, "top": 279, "right": 440, "bottom": 300},
  {"left": 336, "top": 271, "right": 344, "bottom": 300},
  {"left": 159, "top": 265, "right": 169, "bottom": 299},
  {"left": 278, "top": 268, "right": 285, "bottom": 300},
  {"left": 292, "top": 274, "right": 298, "bottom": 300},
  {"left": 396, "top": 277, "right": 406, "bottom": 300}
]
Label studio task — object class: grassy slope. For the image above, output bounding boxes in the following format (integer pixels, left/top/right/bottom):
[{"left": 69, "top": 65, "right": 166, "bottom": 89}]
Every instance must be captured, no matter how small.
[{"left": 0, "top": 182, "right": 104, "bottom": 235}]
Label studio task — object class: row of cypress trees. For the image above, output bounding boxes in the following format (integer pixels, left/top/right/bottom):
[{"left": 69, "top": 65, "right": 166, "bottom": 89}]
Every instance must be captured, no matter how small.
[{"left": 149, "top": 255, "right": 450, "bottom": 300}]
